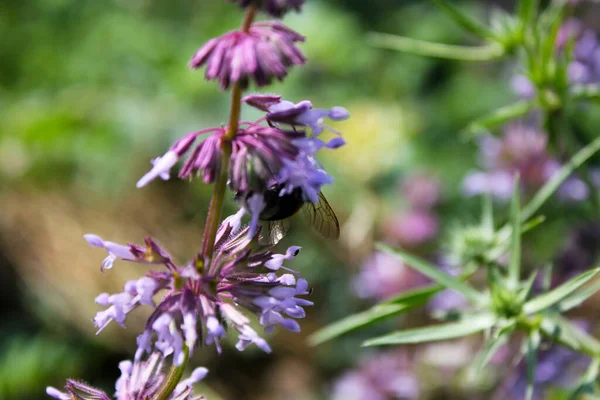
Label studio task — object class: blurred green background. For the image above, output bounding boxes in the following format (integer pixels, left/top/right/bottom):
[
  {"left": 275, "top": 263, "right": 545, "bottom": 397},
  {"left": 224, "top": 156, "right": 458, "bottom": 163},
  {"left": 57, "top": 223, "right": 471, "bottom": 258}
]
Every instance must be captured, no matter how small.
[{"left": 2, "top": 0, "right": 600, "bottom": 399}]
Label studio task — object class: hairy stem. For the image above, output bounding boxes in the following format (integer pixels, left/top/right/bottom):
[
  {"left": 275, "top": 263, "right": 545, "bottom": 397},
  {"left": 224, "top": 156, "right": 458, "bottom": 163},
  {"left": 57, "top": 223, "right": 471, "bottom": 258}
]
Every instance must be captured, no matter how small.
[
  {"left": 156, "top": 6, "right": 258, "bottom": 399},
  {"left": 152, "top": 347, "right": 190, "bottom": 400},
  {"left": 200, "top": 5, "right": 257, "bottom": 257}
]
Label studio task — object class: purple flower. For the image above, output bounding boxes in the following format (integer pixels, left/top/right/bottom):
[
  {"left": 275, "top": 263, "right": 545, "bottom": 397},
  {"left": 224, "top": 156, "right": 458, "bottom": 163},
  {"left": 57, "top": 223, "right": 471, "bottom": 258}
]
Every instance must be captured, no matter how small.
[
  {"left": 332, "top": 351, "right": 419, "bottom": 400},
  {"left": 462, "top": 124, "right": 591, "bottom": 200},
  {"left": 84, "top": 234, "right": 170, "bottom": 271},
  {"left": 243, "top": 95, "right": 350, "bottom": 135},
  {"left": 353, "top": 252, "right": 427, "bottom": 301},
  {"left": 400, "top": 174, "right": 441, "bottom": 210},
  {"left": 190, "top": 21, "right": 305, "bottom": 89},
  {"left": 228, "top": 0, "right": 305, "bottom": 18},
  {"left": 382, "top": 210, "right": 439, "bottom": 249},
  {"left": 47, "top": 352, "right": 207, "bottom": 400},
  {"left": 87, "top": 213, "right": 312, "bottom": 361}
]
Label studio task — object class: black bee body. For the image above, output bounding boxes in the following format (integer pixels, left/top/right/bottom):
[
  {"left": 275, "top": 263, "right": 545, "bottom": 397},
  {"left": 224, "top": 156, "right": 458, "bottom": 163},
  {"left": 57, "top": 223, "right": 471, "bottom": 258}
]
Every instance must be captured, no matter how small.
[
  {"left": 235, "top": 184, "right": 340, "bottom": 244},
  {"left": 259, "top": 186, "right": 305, "bottom": 221}
]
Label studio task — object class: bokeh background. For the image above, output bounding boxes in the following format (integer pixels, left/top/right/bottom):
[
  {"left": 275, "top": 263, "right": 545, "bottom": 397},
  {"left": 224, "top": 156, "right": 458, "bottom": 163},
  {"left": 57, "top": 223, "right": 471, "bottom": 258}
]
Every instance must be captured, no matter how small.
[{"left": 2, "top": 0, "right": 600, "bottom": 399}]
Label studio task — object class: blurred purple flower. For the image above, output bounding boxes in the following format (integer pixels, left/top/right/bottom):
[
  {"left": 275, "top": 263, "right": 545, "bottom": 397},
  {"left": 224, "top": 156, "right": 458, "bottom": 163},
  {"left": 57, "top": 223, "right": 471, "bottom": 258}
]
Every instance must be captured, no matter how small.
[
  {"left": 499, "top": 340, "right": 590, "bottom": 400},
  {"left": 47, "top": 352, "right": 207, "bottom": 400},
  {"left": 87, "top": 212, "right": 312, "bottom": 362},
  {"left": 190, "top": 21, "right": 305, "bottom": 89},
  {"left": 332, "top": 351, "right": 419, "bottom": 400},
  {"left": 400, "top": 174, "right": 441, "bottom": 210},
  {"left": 462, "top": 124, "right": 589, "bottom": 200},
  {"left": 353, "top": 252, "right": 427, "bottom": 301},
  {"left": 228, "top": 0, "right": 305, "bottom": 18},
  {"left": 382, "top": 210, "right": 439, "bottom": 249}
]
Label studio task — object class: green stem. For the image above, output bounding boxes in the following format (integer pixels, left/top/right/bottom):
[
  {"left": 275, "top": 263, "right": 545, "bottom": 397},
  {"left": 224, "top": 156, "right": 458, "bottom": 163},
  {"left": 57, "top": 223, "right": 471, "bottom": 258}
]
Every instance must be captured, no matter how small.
[
  {"left": 152, "top": 347, "right": 190, "bottom": 400},
  {"left": 368, "top": 32, "right": 504, "bottom": 61},
  {"left": 200, "top": 4, "right": 256, "bottom": 257},
  {"left": 155, "top": 6, "right": 257, "bottom": 399}
]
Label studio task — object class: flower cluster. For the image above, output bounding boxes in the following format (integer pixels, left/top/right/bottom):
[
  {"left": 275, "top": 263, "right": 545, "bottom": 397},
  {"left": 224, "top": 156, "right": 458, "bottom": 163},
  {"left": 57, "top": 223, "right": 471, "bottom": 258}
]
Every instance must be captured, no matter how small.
[
  {"left": 137, "top": 95, "right": 348, "bottom": 236},
  {"left": 49, "top": 0, "right": 350, "bottom": 397},
  {"left": 47, "top": 352, "right": 208, "bottom": 400},
  {"left": 462, "top": 124, "right": 589, "bottom": 201},
  {"left": 87, "top": 211, "right": 311, "bottom": 362}
]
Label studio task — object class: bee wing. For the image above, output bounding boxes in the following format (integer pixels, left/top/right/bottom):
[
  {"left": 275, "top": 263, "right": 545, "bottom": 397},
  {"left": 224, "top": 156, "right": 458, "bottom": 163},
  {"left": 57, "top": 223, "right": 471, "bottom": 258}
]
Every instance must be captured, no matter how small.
[
  {"left": 259, "top": 219, "right": 291, "bottom": 246},
  {"left": 301, "top": 192, "right": 340, "bottom": 239}
]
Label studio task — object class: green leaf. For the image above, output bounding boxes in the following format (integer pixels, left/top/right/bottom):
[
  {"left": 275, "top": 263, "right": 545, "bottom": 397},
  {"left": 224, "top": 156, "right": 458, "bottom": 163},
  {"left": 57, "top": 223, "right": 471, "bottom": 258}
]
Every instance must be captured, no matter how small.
[
  {"left": 308, "top": 303, "right": 414, "bottom": 346},
  {"left": 525, "top": 330, "right": 541, "bottom": 400},
  {"left": 431, "top": 0, "right": 497, "bottom": 40},
  {"left": 558, "top": 278, "right": 600, "bottom": 313},
  {"left": 521, "top": 135, "right": 600, "bottom": 221},
  {"left": 368, "top": 32, "right": 504, "bottom": 61},
  {"left": 573, "top": 84, "right": 600, "bottom": 104},
  {"left": 378, "top": 243, "right": 483, "bottom": 304},
  {"left": 508, "top": 176, "right": 522, "bottom": 289},
  {"left": 363, "top": 313, "right": 496, "bottom": 346},
  {"left": 482, "top": 193, "right": 494, "bottom": 238},
  {"left": 463, "top": 100, "right": 536, "bottom": 140},
  {"left": 541, "top": 315, "right": 600, "bottom": 357},
  {"left": 517, "top": 0, "right": 539, "bottom": 27},
  {"left": 471, "top": 330, "right": 510, "bottom": 372},
  {"left": 495, "top": 135, "right": 600, "bottom": 248},
  {"left": 523, "top": 268, "right": 600, "bottom": 314},
  {"left": 518, "top": 270, "right": 539, "bottom": 303},
  {"left": 568, "top": 359, "right": 600, "bottom": 400}
]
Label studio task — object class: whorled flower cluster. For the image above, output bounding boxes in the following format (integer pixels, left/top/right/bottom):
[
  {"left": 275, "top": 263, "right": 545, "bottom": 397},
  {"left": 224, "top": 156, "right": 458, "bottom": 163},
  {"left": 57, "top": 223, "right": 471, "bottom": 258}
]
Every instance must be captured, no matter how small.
[
  {"left": 137, "top": 96, "right": 348, "bottom": 235},
  {"left": 190, "top": 21, "right": 306, "bottom": 89},
  {"left": 47, "top": 352, "right": 208, "bottom": 400},
  {"left": 85, "top": 210, "right": 312, "bottom": 364}
]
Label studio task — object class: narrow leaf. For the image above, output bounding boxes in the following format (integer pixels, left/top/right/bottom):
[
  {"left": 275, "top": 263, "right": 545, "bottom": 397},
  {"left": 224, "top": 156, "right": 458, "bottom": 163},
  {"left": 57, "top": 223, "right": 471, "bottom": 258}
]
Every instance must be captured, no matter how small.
[
  {"left": 523, "top": 268, "right": 600, "bottom": 314},
  {"left": 308, "top": 303, "right": 411, "bottom": 346},
  {"left": 472, "top": 332, "right": 509, "bottom": 372},
  {"left": 525, "top": 330, "right": 541, "bottom": 400},
  {"left": 521, "top": 135, "right": 600, "bottom": 221},
  {"left": 508, "top": 176, "right": 521, "bottom": 289},
  {"left": 463, "top": 100, "right": 536, "bottom": 139},
  {"left": 573, "top": 84, "right": 600, "bottom": 104},
  {"left": 363, "top": 313, "right": 495, "bottom": 346},
  {"left": 432, "top": 0, "right": 497, "bottom": 40},
  {"left": 495, "top": 135, "right": 600, "bottom": 247},
  {"left": 517, "top": 0, "right": 539, "bottom": 27},
  {"left": 378, "top": 244, "right": 483, "bottom": 304},
  {"left": 541, "top": 315, "right": 600, "bottom": 356},
  {"left": 368, "top": 32, "right": 504, "bottom": 61},
  {"left": 568, "top": 359, "right": 600, "bottom": 400},
  {"left": 558, "top": 278, "right": 600, "bottom": 313}
]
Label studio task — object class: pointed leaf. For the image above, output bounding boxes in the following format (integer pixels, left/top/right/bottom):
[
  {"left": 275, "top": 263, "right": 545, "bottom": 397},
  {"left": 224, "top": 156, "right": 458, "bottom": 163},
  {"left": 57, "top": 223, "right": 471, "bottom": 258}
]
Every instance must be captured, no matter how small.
[
  {"left": 568, "top": 359, "right": 600, "bottom": 400},
  {"left": 363, "top": 313, "right": 495, "bottom": 346},
  {"left": 521, "top": 135, "right": 600, "bottom": 221},
  {"left": 494, "top": 135, "right": 600, "bottom": 247},
  {"left": 508, "top": 176, "right": 522, "bottom": 288},
  {"left": 541, "top": 315, "right": 600, "bottom": 356},
  {"left": 308, "top": 303, "right": 413, "bottom": 346},
  {"left": 523, "top": 268, "right": 600, "bottom": 314},
  {"left": 378, "top": 244, "right": 483, "bottom": 304},
  {"left": 432, "top": 0, "right": 497, "bottom": 40},
  {"left": 368, "top": 32, "right": 504, "bottom": 61},
  {"left": 463, "top": 100, "right": 536, "bottom": 139},
  {"left": 559, "top": 279, "right": 600, "bottom": 312},
  {"left": 471, "top": 331, "right": 510, "bottom": 372},
  {"left": 525, "top": 330, "right": 541, "bottom": 400}
]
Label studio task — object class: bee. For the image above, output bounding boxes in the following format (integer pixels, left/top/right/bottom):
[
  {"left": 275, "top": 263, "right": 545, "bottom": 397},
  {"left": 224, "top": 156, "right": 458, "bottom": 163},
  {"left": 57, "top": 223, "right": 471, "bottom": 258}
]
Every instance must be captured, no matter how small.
[{"left": 236, "top": 185, "right": 340, "bottom": 245}]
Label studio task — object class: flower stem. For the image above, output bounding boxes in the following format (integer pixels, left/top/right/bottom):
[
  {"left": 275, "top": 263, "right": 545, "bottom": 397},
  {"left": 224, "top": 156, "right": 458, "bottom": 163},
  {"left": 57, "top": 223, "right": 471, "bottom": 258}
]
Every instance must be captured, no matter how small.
[
  {"left": 201, "top": 4, "right": 257, "bottom": 257},
  {"left": 152, "top": 347, "right": 190, "bottom": 400}
]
